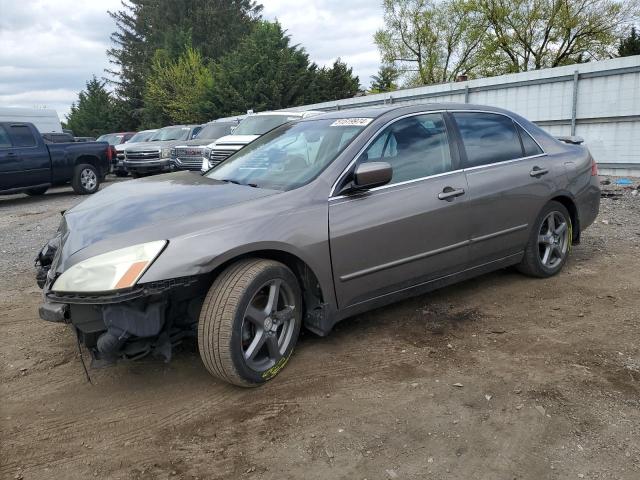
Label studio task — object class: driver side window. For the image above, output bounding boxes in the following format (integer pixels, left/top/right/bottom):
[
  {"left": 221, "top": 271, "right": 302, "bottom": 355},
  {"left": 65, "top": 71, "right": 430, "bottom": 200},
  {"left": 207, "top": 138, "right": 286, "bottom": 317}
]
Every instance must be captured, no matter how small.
[{"left": 358, "top": 113, "right": 452, "bottom": 185}]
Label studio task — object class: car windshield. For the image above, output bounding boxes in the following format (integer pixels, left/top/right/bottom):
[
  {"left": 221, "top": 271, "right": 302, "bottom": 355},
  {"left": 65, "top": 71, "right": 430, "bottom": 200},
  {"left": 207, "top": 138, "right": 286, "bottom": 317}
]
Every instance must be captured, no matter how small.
[
  {"left": 97, "top": 133, "right": 125, "bottom": 145},
  {"left": 233, "top": 115, "right": 301, "bottom": 136},
  {"left": 128, "top": 131, "right": 156, "bottom": 143},
  {"left": 206, "top": 118, "right": 368, "bottom": 191},
  {"left": 150, "top": 127, "right": 191, "bottom": 141},
  {"left": 196, "top": 123, "right": 233, "bottom": 140}
]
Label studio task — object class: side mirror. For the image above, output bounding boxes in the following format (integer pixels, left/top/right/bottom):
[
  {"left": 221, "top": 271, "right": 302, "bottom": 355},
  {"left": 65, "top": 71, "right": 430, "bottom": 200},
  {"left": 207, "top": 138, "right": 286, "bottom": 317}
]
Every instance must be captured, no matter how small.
[{"left": 353, "top": 162, "right": 393, "bottom": 190}]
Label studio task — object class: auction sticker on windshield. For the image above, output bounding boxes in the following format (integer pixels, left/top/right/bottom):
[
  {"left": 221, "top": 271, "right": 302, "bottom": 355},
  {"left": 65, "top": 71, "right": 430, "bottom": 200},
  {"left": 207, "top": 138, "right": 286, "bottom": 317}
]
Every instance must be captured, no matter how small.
[{"left": 330, "top": 118, "right": 373, "bottom": 127}]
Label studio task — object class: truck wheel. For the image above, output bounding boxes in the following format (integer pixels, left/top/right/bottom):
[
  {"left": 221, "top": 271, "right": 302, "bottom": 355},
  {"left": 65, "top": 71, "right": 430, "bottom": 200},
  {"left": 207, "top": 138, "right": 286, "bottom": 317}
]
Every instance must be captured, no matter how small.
[
  {"left": 71, "top": 164, "right": 100, "bottom": 195},
  {"left": 26, "top": 187, "right": 48, "bottom": 196},
  {"left": 517, "top": 201, "right": 572, "bottom": 278},
  {"left": 198, "top": 259, "right": 302, "bottom": 387}
]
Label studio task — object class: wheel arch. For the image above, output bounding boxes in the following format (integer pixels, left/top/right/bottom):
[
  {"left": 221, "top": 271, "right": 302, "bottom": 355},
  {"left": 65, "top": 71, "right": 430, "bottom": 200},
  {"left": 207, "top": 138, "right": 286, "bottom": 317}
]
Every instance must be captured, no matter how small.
[
  {"left": 205, "top": 248, "right": 332, "bottom": 335},
  {"left": 74, "top": 155, "right": 101, "bottom": 171},
  {"left": 549, "top": 193, "right": 580, "bottom": 243}
]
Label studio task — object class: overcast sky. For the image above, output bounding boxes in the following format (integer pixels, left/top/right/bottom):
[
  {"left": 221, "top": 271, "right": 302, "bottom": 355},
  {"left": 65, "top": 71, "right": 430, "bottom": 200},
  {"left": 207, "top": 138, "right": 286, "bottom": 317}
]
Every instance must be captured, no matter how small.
[{"left": 0, "top": 0, "right": 384, "bottom": 121}]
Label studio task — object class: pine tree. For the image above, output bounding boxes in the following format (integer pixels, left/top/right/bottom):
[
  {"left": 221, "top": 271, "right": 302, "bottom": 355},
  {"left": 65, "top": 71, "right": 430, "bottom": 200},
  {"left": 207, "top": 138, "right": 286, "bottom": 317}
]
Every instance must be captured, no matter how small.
[
  {"left": 370, "top": 65, "right": 399, "bottom": 93},
  {"left": 619, "top": 26, "right": 640, "bottom": 56},
  {"left": 65, "top": 76, "right": 117, "bottom": 137}
]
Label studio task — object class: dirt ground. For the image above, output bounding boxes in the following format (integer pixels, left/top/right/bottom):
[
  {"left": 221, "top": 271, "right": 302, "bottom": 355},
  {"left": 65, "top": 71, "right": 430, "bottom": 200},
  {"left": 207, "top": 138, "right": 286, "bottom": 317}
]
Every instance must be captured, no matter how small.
[{"left": 1, "top": 177, "right": 639, "bottom": 480}]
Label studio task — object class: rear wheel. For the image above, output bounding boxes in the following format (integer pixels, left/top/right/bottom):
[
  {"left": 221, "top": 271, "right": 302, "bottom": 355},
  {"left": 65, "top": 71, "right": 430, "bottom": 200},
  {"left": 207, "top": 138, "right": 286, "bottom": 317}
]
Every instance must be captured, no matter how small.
[
  {"left": 71, "top": 164, "right": 100, "bottom": 194},
  {"left": 198, "top": 259, "right": 302, "bottom": 387},
  {"left": 25, "top": 186, "right": 48, "bottom": 196},
  {"left": 517, "top": 201, "right": 572, "bottom": 278}
]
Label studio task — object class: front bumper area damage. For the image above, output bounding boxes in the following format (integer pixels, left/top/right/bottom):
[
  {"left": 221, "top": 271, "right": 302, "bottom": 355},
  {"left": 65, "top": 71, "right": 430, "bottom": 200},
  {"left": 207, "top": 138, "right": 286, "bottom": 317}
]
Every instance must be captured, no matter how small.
[
  {"left": 40, "top": 277, "right": 207, "bottom": 367},
  {"left": 36, "top": 237, "right": 208, "bottom": 367}
]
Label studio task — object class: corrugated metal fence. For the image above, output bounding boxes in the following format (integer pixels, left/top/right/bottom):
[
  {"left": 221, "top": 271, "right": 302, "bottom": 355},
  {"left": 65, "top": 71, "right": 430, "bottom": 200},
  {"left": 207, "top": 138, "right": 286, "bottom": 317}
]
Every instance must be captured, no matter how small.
[{"left": 286, "top": 55, "right": 640, "bottom": 175}]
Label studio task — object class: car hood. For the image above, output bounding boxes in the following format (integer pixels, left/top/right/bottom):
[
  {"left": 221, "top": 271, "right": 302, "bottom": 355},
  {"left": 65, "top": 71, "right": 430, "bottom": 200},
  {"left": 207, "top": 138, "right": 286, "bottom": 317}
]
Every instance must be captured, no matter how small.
[
  {"left": 212, "top": 134, "right": 260, "bottom": 147},
  {"left": 57, "top": 171, "right": 279, "bottom": 269}
]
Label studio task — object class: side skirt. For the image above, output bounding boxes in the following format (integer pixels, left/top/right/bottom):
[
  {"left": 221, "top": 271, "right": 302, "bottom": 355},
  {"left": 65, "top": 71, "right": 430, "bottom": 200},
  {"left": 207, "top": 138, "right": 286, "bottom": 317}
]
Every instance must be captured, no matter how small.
[{"left": 328, "top": 251, "right": 524, "bottom": 330}]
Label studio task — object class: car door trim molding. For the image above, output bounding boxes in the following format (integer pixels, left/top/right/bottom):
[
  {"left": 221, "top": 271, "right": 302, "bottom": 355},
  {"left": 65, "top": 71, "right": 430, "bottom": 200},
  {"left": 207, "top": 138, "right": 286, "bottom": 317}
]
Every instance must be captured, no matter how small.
[
  {"left": 462, "top": 153, "right": 547, "bottom": 173},
  {"left": 339, "top": 239, "right": 470, "bottom": 282},
  {"left": 329, "top": 109, "right": 546, "bottom": 199},
  {"left": 330, "top": 168, "right": 465, "bottom": 203},
  {"left": 470, "top": 224, "right": 529, "bottom": 244}
]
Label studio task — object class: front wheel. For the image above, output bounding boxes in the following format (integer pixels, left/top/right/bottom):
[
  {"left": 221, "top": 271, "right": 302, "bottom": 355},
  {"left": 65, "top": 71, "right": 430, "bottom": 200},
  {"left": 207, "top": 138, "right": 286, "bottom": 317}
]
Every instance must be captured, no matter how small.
[
  {"left": 517, "top": 201, "right": 572, "bottom": 278},
  {"left": 71, "top": 164, "right": 100, "bottom": 194},
  {"left": 198, "top": 259, "right": 302, "bottom": 387}
]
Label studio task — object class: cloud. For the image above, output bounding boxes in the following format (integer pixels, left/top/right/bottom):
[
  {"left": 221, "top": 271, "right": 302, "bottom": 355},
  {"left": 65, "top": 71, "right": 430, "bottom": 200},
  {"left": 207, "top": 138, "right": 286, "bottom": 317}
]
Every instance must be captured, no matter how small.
[{"left": 0, "top": 0, "right": 384, "bottom": 122}]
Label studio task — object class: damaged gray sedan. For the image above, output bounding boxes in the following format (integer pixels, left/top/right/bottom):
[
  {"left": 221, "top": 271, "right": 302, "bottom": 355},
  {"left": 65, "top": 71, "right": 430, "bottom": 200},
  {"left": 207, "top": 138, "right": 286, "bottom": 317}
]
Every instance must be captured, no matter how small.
[{"left": 36, "top": 104, "right": 600, "bottom": 386}]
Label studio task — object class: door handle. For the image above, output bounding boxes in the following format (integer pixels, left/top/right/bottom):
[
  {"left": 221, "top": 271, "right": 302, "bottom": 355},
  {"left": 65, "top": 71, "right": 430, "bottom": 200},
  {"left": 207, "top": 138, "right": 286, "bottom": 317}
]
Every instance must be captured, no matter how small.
[
  {"left": 530, "top": 166, "right": 549, "bottom": 177},
  {"left": 7, "top": 151, "right": 17, "bottom": 157},
  {"left": 438, "top": 187, "right": 465, "bottom": 201}
]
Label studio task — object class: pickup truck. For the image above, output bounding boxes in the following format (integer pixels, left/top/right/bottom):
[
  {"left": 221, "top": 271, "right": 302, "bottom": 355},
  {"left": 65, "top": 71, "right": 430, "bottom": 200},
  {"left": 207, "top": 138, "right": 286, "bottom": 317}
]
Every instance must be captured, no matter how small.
[{"left": 0, "top": 122, "right": 110, "bottom": 196}]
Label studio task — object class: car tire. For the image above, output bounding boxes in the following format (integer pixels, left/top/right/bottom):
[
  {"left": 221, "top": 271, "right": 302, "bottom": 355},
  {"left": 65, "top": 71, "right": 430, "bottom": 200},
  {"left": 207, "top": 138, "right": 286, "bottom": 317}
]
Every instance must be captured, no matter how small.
[
  {"left": 130, "top": 172, "right": 141, "bottom": 179},
  {"left": 115, "top": 171, "right": 128, "bottom": 178},
  {"left": 198, "top": 259, "right": 302, "bottom": 387},
  {"left": 25, "top": 186, "right": 48, "bottom": 196},
  {"left": 517, "top": 201, "right": 572, "bottom": 278},
  {"left": 71, "top": 164, "right": 100, "bottom": 195}
]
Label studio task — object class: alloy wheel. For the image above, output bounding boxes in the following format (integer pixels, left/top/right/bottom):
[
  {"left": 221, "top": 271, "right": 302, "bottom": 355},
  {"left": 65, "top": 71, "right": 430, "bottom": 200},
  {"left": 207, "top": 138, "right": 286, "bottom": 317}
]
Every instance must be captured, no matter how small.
[
  {"left": 80, "top": 168, "right": 97, "bottom": 191},
  {"left": 241, "top": 278, "right": 297, "bottom": 371},
  {"left": 537, "top": 211, "right": 569, "bottom": 269}
]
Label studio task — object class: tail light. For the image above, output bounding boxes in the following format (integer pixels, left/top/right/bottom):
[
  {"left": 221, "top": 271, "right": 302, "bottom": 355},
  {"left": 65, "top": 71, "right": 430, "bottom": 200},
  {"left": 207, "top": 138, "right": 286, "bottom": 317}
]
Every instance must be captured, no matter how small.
[
  {"left": 106, "top": 146, "right": 116, "bottom": 163},
  {"left": 590, "top": 157, "right": 598, "bottom": 176}
]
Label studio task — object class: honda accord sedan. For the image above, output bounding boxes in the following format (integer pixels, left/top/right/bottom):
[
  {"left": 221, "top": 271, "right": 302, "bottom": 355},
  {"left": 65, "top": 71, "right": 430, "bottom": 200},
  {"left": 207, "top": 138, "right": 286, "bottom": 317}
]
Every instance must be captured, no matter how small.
[{"left": 36, "top": 104, "right": 600, "bottom": 386}]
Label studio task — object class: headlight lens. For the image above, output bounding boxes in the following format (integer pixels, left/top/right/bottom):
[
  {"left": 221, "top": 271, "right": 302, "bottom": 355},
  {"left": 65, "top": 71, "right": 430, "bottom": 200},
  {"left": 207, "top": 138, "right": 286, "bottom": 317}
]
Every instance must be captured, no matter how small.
[
  {"left": 203, "top": 147, "right": 212, "bottom": 159},
  {"left": 52, "top": 241, "right": 167, "bottom": 293},
  {"left": 161, "top": 147, "right": 171, "bottom": 158}
]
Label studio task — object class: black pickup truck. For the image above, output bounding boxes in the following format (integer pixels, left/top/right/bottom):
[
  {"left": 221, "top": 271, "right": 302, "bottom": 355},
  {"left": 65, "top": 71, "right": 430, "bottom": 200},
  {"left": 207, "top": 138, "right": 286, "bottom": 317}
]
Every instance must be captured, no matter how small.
[{"left": 0, "top": 122, "right": 111, "bottom": 196}]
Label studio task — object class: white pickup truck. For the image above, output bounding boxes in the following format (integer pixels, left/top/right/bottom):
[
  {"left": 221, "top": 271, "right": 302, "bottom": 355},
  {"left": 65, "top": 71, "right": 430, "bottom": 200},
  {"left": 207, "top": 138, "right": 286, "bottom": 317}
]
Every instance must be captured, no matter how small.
[{"left": 200, "top": 110, "right": 322, "bottom": 172}]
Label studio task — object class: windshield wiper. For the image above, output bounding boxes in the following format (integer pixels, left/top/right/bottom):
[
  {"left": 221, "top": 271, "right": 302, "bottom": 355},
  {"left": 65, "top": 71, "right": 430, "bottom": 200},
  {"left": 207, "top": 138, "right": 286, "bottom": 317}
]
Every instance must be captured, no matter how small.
[{"left": 220, "top": 179, "right": 259, "bottom": 188}]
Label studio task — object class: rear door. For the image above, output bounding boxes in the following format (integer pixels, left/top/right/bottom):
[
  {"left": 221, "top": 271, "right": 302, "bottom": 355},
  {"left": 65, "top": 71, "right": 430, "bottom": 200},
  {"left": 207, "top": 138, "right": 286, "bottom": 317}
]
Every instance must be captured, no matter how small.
[
  {"left": 451, "top": 111, "right": 555, "bottom": 266},
  {"left": 5, "top": 124, "right": 51, "bottom": 189},
  {"left": 0, "top": 125, "right": 17, "bottom": 190},
  {"left": 329, "top": 112, "right": 470, "bottom": 308}
]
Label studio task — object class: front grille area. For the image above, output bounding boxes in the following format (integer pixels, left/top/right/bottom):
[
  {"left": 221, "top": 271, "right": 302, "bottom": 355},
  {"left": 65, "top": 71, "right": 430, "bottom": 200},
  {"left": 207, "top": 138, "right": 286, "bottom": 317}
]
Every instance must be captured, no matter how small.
[
  {"left": 174, "top": 157, "right": 203, "bottom": 169},
  {"left": 174, "top": 146, "right": 205, "bottom": 170},
  {"left": 126, "top": 150, "right": 160, "bottom": 161},
  {"left": 210, "top": 149, "right": 234, "bottom": 164}
]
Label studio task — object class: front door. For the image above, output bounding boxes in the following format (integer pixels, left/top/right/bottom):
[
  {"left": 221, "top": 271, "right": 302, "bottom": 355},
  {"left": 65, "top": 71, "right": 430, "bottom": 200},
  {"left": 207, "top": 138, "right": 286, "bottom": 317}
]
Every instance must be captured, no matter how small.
[{"left": 329, "top": 112, "right": 470, "bottom": 309}]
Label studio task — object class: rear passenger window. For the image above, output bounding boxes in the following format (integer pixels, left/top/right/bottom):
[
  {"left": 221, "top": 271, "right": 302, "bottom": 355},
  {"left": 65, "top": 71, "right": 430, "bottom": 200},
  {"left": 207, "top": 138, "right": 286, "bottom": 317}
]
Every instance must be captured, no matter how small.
[
  {"left": 0, "top": 126, "right": 11, "bottom": 148},
  {"left": 453, "top": 112, "right": 523, "bottom": 167},
  {"left": 359, "top": 113, "right": 452, "bottom": 184},
  {"left": 10, "top": 125, "right": 36, "bottom": 147},
  {"left": 516, "top": 123, "right": 543, "bottom": 157}
]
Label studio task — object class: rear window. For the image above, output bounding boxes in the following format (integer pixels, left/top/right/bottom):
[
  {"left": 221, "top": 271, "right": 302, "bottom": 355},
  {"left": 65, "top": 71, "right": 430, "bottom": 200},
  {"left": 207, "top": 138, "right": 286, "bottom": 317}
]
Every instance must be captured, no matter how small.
[
  {"left": 0, "top": 126, "right": 12, "bottom": 147},
  {"left": 10, "top": 125, "right": 36, "bottom": 147},
  {"left": 516, "top": 123, "right": 544, "bottom": 157},
  {"left": 453, "top": 112, "right": 523, "bottom": 167}
]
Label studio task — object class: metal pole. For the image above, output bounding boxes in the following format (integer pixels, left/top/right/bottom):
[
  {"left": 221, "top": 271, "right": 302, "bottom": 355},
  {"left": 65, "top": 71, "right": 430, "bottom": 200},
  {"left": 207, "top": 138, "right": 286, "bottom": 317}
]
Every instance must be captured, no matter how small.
[
  {"left": 464, "top": 85, "right": 470, "bottom": 104},
  {"left": 571, "top": 70, "right": 579, "bottom": 136}
]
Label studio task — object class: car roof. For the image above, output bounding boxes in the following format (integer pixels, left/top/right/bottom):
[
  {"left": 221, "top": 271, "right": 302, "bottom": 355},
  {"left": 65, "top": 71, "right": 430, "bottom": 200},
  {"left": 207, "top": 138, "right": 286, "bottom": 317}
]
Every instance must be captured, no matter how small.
[{"left": 299, "top": 103, "right": 514, "bottom": 121}]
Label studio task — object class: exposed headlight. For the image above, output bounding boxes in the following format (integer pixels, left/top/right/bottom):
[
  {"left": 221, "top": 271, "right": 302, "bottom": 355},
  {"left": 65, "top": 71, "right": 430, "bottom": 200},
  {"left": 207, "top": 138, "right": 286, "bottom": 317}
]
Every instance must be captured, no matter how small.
[
  {"left": 170, "top": 147, "right": 176, "bottom": 158},
  {"left": 161, "top": 147, "right": 171, "bottom": 159},
  {"left": 52, "top": 241, "right": 167, "bottom": 293},
  {"left": 203, "top": 147, "right": 212, "bottom": 159}
]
